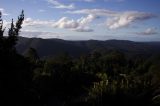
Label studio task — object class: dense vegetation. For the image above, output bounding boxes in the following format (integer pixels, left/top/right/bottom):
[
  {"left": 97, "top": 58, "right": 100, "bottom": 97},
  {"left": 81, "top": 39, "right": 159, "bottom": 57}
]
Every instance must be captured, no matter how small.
[{"left": 0, "top": 11, "right": 160, "bottom": 106}]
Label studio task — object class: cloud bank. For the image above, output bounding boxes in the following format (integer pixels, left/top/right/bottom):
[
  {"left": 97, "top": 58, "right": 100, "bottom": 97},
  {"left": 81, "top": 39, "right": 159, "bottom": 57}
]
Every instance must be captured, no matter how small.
[
  {"left": 21, "top": 14, "right": 97, "bottom": 32},
  {"left": 68, "top": 9, "right": 156, "bottom": 29}
]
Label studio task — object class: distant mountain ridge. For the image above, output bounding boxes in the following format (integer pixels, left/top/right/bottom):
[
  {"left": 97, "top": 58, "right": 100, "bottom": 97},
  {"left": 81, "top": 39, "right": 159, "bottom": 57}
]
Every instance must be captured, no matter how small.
[{"left": 16, "top": 37, "right": 160, "bottom": 58}]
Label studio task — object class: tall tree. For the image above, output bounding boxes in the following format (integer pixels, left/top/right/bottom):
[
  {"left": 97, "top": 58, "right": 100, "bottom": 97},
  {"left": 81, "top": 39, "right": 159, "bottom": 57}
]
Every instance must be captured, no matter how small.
[
  {"left": 7, "top": 10, "right": 24, "bottom": 50},
  {"left": 0, "top": 11, "right": 5, "bottom": 37},
  {"left": 0, "top": 11, "right": 5, "bottom": 51},
  {"left": 0, "top": 10, "right": 24, "bottom": 53}
]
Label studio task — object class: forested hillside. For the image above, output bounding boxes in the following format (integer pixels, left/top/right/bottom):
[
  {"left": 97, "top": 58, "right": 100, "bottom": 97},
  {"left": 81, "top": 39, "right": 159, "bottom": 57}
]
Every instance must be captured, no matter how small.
[
  {"left": 0, "top": 11, "right": 160, "bottom": 106},
  {"left": 16, "top": 37, "right": 160, "bottom": 58}
]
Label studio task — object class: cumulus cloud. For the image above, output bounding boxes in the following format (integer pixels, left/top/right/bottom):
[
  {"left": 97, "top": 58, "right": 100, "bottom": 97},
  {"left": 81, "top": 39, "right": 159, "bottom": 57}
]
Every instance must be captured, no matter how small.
[
  {"left": 137, "top": 28, "right": 158, "bottom": 35},
  {"left": 106, "top": 11, "right": 155, "bottom": 29},
  {"left": 0, "top": 8, "right": 9, "bottom": 16},
  {"left": 20, "top": 15, "right": 96, "bottom": 32},
  {"left": 47, "top": 0, "right": 75, "bottom": 9},
  {"left": 68, "top": 9, "right": 156, "bottom": 29},
  {"left": 53, "top": 17, "right": 79, "bottom": 29},
  {"left": 53, "top": 14, "right": 97, "bottom": 32}
]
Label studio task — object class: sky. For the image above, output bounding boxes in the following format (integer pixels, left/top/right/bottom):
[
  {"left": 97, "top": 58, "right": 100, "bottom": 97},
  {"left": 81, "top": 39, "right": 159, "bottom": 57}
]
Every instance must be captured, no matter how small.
[{"left": 0, "top": 0, "right": 160, "bottom": 41}]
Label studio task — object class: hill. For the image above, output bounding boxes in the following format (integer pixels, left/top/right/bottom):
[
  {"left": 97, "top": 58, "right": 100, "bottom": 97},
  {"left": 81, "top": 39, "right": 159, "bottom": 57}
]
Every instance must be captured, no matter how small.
[{"left": 16, "top": 37, "right": 160, "bottom": 58}]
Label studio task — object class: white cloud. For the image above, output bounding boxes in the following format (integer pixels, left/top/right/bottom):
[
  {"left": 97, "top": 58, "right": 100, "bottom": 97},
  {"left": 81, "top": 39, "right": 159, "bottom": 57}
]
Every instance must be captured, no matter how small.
[
  {"left": 53, "top": 17, "right": 79, "bottom": 29},
  {"left": 20, "top": 16, "right": 96, "bottom": 32},
  {"left": 73, "top": 0, "right": 124, "bottom": 2},
  {"left": 0, "top": 8, "right": 9, "bottom": 16},
  {"left": 3, "top": 20, "right": 10, "bottom": 27},
  {"left": 68, "top": 9, "right": 156, "bottom": 29},
  {"left": 117, "top": 0, "right": 125, "bottom": 2},
  {"left": 104, "top": 0, "right": 125, "bottom": 2},
  {"left": 23, "top": 18, "right": 55, "bottom": 27},
  {"left": 83, "top": 0, "right": 95, "bottom": 2},
  {"left": 137, "top": 28, "right": 158, "bottom": 35},
  {"left": 78, "top": 14, "right": 96, "bottom": 25},
  {"left": 73, "top": 27, "right": 93, "bottom": 32},
  {"left": 106, "top": 11, "right": 155, "bottom": 29},
  {"left": 3, "top": 18, "right": 54, "bottom": 29},
  {"left": 53, "top": 14, "right": 97, "bottom": 32},
  {"left": 22, "top": 9, "right": 155, "bottom": 32},
  {"left": 47, "top": 0, "right": 75, "bottom": 9},
  {"left": 38, "top": 9, "right": 46, "bottom": 12},
  {"left": 67, "top": 9, "right": 117, "bottom": 17},
  {"left": 71, "top": 0, "right": 95, "bottom": 2}
]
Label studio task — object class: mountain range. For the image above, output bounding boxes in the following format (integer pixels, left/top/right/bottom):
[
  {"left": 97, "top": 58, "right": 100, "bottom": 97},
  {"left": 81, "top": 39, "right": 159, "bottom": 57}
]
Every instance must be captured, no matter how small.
[{"left": 16, "top": 37, "right": 160, "bottom": 58}]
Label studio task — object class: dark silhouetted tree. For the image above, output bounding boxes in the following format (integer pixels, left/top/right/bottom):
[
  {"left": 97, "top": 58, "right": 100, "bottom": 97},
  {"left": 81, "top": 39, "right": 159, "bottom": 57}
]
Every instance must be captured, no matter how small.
[{"left": 25, "top": 47, "right": 39, "bottom": 64}]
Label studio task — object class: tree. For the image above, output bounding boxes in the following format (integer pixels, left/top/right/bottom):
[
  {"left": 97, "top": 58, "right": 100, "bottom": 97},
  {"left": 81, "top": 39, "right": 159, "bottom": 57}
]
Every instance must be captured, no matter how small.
[
  {"left": 7, "top": 10, "right": 24, "bottom": 50},
  {"left": 0, "top": 10, "right": 34, "bottom": 105},
  {"left": 0, "top": 10, "right": 24, "bottom": 54},
  {"left": 0, "top": 11, "right": 5, "bottom": 52},
  {"left": 0, "top": 12, "right": 5, "bottom": 36},
  {"left": 25, "top": 47, "right": 40, "bottom": 63}
]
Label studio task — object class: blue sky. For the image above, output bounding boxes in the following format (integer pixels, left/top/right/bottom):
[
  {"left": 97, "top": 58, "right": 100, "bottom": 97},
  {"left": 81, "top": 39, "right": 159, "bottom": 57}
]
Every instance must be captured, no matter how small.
[{"left": 0, "top": 0, "right": 160, "bottom": 41}]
